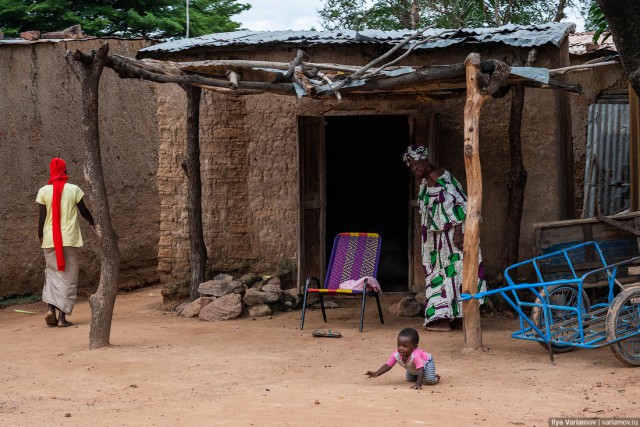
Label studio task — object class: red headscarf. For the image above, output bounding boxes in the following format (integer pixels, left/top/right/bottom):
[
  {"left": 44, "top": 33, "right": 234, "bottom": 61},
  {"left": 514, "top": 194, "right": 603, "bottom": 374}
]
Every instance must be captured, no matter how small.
[{"left": 48, "top": 158, "right": 69, "bottom": 271}]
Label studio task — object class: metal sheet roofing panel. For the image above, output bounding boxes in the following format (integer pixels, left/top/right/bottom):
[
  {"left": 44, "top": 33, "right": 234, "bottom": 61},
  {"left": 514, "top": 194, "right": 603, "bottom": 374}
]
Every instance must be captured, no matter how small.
[
  {"left": 139, "top": 22, "right": 576, "bottom": 56},
  {"left": 583, "top": 104, "right": 630, "bottom": 217},
  {"left": 510, "top": 66, "right": 549, "bottom": 84}
]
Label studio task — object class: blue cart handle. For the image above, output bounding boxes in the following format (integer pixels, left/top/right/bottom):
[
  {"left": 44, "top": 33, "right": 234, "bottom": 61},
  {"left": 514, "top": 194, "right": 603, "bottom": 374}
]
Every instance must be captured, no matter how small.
[{"left": 459, "top": 278, "right": 581, "bottom": 301}]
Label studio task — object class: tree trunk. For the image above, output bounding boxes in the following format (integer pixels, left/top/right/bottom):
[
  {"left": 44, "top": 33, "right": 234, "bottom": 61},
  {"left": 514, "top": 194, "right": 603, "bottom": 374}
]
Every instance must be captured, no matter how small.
[
  {"left": 596, "top": 0, "right": 640, "bottom": 96},
  {"left": 411, "top": 0, "right": 419, "bottom": 30},
  {"left": 553, "top": 0, "right": 567, "bottom": 22},
  {"left": 494, "top": 0, "right": 502, "bottom": 26},
  {"left": 65, "top": 43, "right": 120, "bottom": 349},
  {"left": 462, "top": 53, "right": 489, "bottom": 350},
  {"left": 180, "top": 84, "right": 207, "bottom": 301}
]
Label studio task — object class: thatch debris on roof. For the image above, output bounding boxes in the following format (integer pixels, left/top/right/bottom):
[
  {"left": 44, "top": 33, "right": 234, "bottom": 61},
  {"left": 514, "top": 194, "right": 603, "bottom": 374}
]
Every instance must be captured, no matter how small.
[
  {"left": 10, "top": 25, "right": 88, "bottom": 42},
  {"left": 42, "top": 24, "right": 85, "bottom": 40},
  {"left": 20, "top": 31, "right": 40, "bottom": 41},
  {"left": 569, "top": 31, "right": 617, "bottom": 56}
]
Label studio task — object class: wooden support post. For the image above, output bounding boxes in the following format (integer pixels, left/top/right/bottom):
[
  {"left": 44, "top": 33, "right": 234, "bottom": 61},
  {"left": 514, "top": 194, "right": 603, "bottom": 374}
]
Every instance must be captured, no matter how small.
[
  {"left": 226, "top": 70, "right": 239, "bottom": 89},
  {"left": 294, "top": 65, "right": 317, "bottom": 96},
  {"left": 462, "top": 53, "right": 490, "bottom": 350},
  {"left": 181, "top": 84, "right": 207, "bottom": 301},
  {"left": 65, "top": 43, "right": 120, "bottom": 349},
  {"left": 630, "top": 84, "right": 640, "bottom": 212}
]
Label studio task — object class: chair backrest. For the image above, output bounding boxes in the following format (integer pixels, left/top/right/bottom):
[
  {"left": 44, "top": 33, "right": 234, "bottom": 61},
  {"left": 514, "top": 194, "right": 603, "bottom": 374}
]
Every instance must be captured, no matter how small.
[{"left": 324, "top": 233, "right": 382, "bottom": 290}]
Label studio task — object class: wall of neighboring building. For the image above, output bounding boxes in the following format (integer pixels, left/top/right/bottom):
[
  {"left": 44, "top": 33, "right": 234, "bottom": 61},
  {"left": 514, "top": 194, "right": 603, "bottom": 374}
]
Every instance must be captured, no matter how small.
[
  {"left": 154, "top": 42, "right": 568, "bottom": 289},
  {"left": 565, "top": 56, "right": 628, "bottom": 217},
  {"left": 0, "top": 38, "right": 161, "bottom": 299}
]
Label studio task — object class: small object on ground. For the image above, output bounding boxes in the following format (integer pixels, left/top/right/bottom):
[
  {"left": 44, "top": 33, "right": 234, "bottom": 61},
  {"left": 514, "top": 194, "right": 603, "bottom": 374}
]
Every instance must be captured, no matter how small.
[
  {"left": 14, "top": 309, "right": 36, "bottom": 314},
  {"left": 313, "top": 329, "right": 342, "bottom": 338}
]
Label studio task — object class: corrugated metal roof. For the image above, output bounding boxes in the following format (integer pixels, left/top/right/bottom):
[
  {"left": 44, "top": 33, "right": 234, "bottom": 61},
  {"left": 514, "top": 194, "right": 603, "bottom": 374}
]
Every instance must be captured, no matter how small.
[
  {"left": 583, "top": 104, "right": 630, "bottom": 217},
  {"left": 138, "top": 22, "right": 576, "bottom": 56}
]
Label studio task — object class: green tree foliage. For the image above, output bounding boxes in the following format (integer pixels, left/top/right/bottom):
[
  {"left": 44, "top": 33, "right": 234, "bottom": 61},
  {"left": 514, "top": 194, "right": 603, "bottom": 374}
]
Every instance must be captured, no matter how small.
[
  {"left": 0, "top": 0, "right": 250, "bottom": 38},
  {"left": 585, "top": 1, "right": 609, "bottom": 43},
  {"left": 319, "top": 0, "right": 587, "bottom": 31}
]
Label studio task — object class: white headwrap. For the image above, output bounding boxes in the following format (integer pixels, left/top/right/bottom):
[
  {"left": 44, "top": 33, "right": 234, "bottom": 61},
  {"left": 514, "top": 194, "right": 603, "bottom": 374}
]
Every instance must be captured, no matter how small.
[{"left": 402, "top": 144, "right": 429, "bottom": 165}]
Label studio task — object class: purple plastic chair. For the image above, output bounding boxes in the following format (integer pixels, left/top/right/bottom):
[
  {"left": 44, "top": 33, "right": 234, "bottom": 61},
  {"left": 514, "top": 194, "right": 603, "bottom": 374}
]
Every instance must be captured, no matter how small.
[{"left": 300, "top": 232, "right": 384, "bottom": 332}]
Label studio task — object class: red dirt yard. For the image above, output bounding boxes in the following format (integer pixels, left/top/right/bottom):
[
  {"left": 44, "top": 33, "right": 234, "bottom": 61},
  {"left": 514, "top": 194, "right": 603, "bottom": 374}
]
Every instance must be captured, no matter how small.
[{"left": 1, "top": 286, "right": 638, "bottom": 426}]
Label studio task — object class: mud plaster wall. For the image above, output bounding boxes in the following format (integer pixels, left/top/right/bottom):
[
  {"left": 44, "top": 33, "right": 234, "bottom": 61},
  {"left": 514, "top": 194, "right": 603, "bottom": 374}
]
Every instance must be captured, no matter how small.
[
  {"left": 155, "top": 43, "right": 567, "bottom": 288},
  {"left": 0, "top": 39, "right": 160, "bottom": 298},
  {"left": 565, "top": 59, "right": 628, "bottom": 217}
]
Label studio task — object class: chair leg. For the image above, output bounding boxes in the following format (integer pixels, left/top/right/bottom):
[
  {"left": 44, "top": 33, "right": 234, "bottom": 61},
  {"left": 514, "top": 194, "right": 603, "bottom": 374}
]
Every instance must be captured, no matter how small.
[
  {"left": 300, "top": 279, "right": 310, "bottom": 330},
  {"left": 375, "top": 293, "right": 384, "bottom": 324},
  {"left": 359, "top": 290, "right": 367, "bottom": 332},
  {"left": 319, "top": 294, "right": 327, "bottom": 323}
]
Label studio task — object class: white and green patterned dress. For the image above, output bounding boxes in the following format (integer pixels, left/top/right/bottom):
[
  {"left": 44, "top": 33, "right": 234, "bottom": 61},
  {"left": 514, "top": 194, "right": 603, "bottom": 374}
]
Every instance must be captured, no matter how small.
[{"left": 418, "top": 170, "right": 486, "bottom": 323}]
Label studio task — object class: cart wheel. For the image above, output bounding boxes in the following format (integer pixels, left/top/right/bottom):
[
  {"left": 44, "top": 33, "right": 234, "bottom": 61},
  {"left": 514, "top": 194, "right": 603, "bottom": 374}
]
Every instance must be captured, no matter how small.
[
  {"left": 606, "top": 287, "right": 640, "bottom": 366},
  {"left": 531, "top": 285, "right": 591, "bottom": 354}
]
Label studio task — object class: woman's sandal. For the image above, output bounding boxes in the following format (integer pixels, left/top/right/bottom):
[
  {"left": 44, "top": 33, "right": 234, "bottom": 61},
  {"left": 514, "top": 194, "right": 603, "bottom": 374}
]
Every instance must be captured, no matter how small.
[
  {"left": 312, "top": 329, "right": 342, "bottom": 338},
  {"left": 45, "top": 312, "right": 57, "bottom": 327},
  {"left": 58, "top": 321, "right": 73, "bottom": 328}
]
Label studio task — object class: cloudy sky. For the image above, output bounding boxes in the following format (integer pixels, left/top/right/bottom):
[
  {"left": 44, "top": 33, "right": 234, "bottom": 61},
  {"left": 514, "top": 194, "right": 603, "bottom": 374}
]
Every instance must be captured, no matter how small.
[
  {"left": 236, "top": 0, "right": 324, "bottom": 31},
  {"left": 235, "top": 0, "right": 585, "bottom": 32}
]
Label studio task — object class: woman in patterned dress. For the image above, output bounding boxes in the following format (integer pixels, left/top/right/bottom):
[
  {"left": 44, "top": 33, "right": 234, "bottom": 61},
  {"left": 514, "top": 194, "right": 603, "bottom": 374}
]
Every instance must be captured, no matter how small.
[{"left": 403, "top": 145, "right": 486, "bottom": 332}]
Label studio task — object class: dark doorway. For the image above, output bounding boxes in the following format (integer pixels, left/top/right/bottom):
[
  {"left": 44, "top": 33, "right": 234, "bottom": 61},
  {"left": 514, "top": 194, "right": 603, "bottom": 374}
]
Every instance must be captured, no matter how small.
[{"left": 325, "top": 115, "right": 411, "bottom": 292}]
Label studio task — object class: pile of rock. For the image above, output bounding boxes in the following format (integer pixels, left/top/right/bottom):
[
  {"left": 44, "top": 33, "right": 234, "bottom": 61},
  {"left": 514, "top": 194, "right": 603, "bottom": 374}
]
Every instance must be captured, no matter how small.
[
  {"left": 388, "top": 293, "right": 426, "bottom": 317},
  {"left": 175, "top": 273, "right": 301, "bottom": 321}
]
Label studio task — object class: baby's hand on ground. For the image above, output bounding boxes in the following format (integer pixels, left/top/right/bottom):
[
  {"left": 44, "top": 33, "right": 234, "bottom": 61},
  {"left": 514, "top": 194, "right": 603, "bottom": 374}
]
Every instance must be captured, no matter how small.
[
  {"left": 365, "top": 371, "right": 377, "bottom": 378},
  {"left": 410, "top": 384, "right": 422, "bottom": 389}
]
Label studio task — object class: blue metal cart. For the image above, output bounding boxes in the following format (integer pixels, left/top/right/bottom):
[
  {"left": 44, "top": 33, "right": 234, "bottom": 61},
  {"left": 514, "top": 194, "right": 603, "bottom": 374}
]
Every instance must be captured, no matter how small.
[{"left": 460, "top": 241, "right": 640, "bottom": 365}]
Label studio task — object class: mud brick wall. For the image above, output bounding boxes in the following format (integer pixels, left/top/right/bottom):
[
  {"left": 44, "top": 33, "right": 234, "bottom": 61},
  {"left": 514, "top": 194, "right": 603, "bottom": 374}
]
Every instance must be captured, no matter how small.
[
  {"left": 1, "top": 37, "right": 608, "bottom": 299},
  {"left": 0, "top": 39, "right": 160, "bottom": 298},
  {"left": 156, "top": 87, "right": 301, "bottom": 285},
  {"left": 153, "top": 42, "right": 575, "bottom": 291},
  {"left": 156, "top": 90, "right": 563, "bottom": 288}
]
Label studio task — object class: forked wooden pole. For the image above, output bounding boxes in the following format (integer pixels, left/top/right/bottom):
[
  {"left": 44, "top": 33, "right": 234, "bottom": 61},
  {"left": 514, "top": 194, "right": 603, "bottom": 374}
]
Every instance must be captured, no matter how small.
[{"left": 462, "top": 53, "right": 489, "bottom": 349}]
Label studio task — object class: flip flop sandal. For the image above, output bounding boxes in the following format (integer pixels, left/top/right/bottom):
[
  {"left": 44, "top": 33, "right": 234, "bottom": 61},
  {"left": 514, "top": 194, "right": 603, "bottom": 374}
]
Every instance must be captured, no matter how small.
[
  {"left": 325, "top": 330, "right": 342, "bottom": 338},
  {"left": 312, "top": 330, "right": 326, "bottom": 337},
  {"left": 58, "top": 321, "right": 74, "bottom": 328},
  {"left": 45, "top": 312, "right": 57, "bottom": 327}
]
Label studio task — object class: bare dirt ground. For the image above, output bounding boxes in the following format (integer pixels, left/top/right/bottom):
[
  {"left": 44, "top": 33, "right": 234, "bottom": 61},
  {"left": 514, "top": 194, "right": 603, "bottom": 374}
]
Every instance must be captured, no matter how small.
[{"left": 1, "top": 285, "right": 638, "bottom": 426}]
